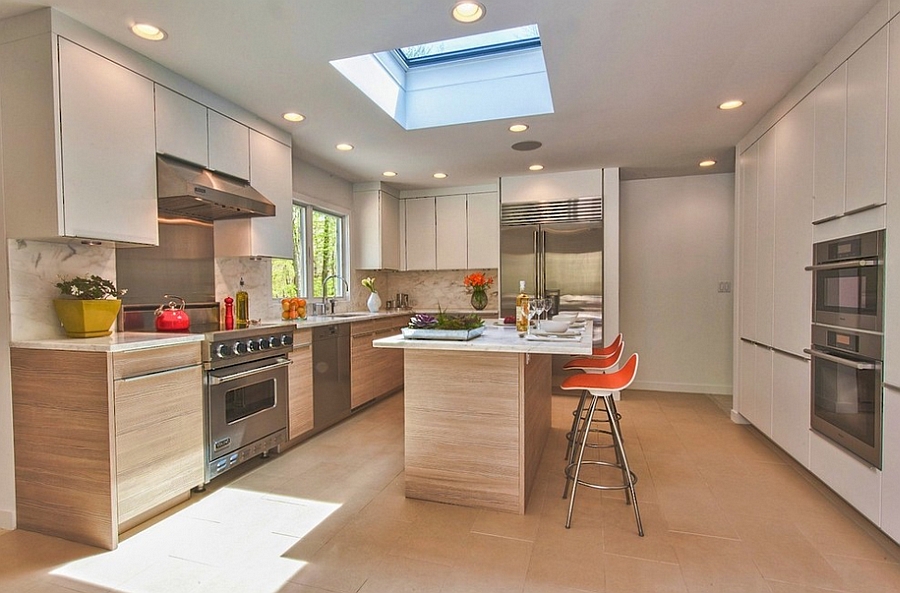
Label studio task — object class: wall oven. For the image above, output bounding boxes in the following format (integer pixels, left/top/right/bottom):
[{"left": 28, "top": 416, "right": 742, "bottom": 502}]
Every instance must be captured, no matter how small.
[{"left": 805, "top": 230, "right": 884, "bottom": 469}]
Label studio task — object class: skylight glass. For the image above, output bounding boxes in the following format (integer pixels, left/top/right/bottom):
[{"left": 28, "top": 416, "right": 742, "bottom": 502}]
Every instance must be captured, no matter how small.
[{"left": 397, "top": 24, "right": 540, "bottom": 67}]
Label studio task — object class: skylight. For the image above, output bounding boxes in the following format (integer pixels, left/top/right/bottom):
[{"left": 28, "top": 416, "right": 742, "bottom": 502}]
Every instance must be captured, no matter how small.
[
  {"left": 396, "top": 24, "right": 541, "bottom": 68},
  {"left": 330, "top": 24, "right": 553, "bottom": 130}
]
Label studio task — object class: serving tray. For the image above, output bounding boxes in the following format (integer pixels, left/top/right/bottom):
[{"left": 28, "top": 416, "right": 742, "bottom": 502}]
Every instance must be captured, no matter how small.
[{"left": 400, "top": 326, "right": 486, "bottom": 341}]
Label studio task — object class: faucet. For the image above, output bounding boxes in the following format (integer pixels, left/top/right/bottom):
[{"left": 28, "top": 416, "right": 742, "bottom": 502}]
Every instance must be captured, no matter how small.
[{"left": 322, "top": 274, "right": 349, "bottom": 313}]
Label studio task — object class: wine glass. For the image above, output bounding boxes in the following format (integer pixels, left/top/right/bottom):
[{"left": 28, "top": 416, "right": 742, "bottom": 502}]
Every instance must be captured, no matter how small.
[{"left": 530, "top": 298, "right": 547, "bottom": 333}]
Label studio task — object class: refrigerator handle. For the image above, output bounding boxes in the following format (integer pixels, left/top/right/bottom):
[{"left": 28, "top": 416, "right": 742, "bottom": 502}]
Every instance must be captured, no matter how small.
[
  {"left": 538, "top": 230, "right": 547, "bottom": 297},
  {"left": 533, "top": 230, "right": 540, "bottom": 296}
]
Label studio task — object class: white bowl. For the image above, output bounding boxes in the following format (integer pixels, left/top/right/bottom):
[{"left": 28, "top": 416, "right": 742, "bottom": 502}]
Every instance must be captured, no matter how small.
[
  {"left": 552, "top": 313, "right": 578, "bottom": 323},
  {"left": 541, "top": 320, "right": 570, "bottom": 333}
]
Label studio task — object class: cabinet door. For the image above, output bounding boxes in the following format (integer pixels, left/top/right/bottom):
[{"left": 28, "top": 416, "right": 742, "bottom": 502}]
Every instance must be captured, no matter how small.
[
  {"left": 381, "top": 192, "right": 401, "bottom": 270},
  {"left": 467, "top": 191, "right": 500, "bottom": 269},
  {"left": 889, "top": 18, "right": 900, "bottom": 216},
  {"left": 741, "top": 343, "right": 773, "bottom": 436},
  {"left": 845, "top": 26, "right": 888, "bottom": 214},
  {"left": 114, "top": 364, "right": 203, "bottom": 525},
  {"left": 288, "top": 334, "right": 313, "bottom": 439},
  {"left": 738, "top": 144, "right": 759, "bottom": 341},
  {"left": 155, "top": 85, "right": 208, "bottom": 167},
  {"left": 886, "top": 20, "right": 900, "bottom": 384},
  {"left": 354, "top": 190, "right": 400, "bottom": 270},
  {"left": 771, "top": 352, "right": 811, "bottom": 467},
  {"left": 882, "top": 385, "right": 900, "bottom": 541},
  {"left": 405, "top": 197, "right": 437, "bottom": 270},
  {"left": 350, "top": 323, "right": 375, "bottom": 408},
  {"left": 813, "top": 63, "right": 847, "bottom": 223},
  {"left": 773, "top": 99, "right": 814, "bottom": 357},
  {"left": 208, "top": 110, "right": 250, "bottom": 180},
  {"left": 436, "top": 195, "right": 468, "bottom": 269},
  {"left": 756, "top": 132, "right": 776, "bottom": 346},
  {"left": 58, "top": 38, "right": 158, "bottom": 245}
]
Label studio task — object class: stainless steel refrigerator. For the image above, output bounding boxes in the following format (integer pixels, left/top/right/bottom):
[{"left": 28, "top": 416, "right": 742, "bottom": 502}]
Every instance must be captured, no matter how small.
[{"left": 499, "top": 197, "right": 604, "bottom": 336}]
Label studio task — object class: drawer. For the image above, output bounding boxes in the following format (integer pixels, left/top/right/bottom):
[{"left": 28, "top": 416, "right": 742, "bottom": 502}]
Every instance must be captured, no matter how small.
[{"left": 113, "top": 343, "right": 201, "bottom": 379}]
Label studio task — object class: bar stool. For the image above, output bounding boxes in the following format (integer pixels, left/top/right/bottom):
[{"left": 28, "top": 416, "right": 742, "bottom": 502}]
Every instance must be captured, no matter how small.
[
  {"left": 561, "top": 339, "right": 625, "bottom": 463},
  {"left": 560, "top": 353, "right": 642, "bottom": 535},
  {"left": 585, "top": 332, "right": 623, "bottom": 359}
]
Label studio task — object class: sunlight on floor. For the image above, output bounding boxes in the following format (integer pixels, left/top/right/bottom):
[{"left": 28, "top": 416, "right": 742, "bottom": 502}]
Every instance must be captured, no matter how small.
[{"left": 50, "top": 486, "right": 341, "bottom": 593}]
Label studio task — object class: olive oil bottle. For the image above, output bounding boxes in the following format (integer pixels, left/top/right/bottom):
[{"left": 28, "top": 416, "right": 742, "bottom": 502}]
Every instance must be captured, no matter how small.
[
  {"left": 515, "top": 280, "right": 529, "bottom": 334},
  {"left": 235, "top": 277, "right": 249, "bottom": 328}
]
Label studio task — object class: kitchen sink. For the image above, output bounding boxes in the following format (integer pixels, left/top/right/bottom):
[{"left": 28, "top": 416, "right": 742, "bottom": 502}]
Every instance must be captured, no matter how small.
[{"left": 322, "top": 312, "right": 372, "bottom": 318}]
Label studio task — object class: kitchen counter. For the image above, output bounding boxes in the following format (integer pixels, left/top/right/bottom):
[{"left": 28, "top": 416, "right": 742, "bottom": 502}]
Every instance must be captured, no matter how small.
[
  {"left": 280, "top": 310, "right": 412, "bottom": 328},
  {"left": 10, "top": 331, "right": 204, "bottom": 352},
  {"left": 373, "top": 320, "right": 592, "bottom": 514}
]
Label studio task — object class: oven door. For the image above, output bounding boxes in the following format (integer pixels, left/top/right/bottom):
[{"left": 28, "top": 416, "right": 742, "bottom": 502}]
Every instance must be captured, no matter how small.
[
  {"left": 206, "top": 356, "right": 290, "bottom": 459},
  {"left": 810, "top": 259, "right": 882, "bottom": 332},
  {"left": 806, "top": 347, "right": 882, "bottom": 469}
]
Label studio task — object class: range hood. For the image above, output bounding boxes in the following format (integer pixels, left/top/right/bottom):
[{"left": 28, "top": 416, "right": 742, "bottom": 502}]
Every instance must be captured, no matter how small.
[{"left": 156, "top": 154, "right": 276, "bottom": 221}]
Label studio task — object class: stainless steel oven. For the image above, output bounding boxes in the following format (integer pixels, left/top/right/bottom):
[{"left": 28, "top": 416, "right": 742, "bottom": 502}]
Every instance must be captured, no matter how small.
[
  {"left": 807, "top": 230, "right": 884, "bottom": 333},
  {"left": 805, "top": 324, "right": 882, "bottom": 468}
]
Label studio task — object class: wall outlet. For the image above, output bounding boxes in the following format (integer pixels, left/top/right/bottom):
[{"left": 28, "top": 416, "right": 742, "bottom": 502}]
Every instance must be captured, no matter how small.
[{"left": 717, "top": 281, "right": 732, "bottom": 293}]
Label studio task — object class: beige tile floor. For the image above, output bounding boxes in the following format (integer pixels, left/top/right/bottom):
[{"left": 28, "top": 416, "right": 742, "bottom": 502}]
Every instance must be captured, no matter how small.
[{"left": 2, "top": 389, "right": 900, "bottom": 593}]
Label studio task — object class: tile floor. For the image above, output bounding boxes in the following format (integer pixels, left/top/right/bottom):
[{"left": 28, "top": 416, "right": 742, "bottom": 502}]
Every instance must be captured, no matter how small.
[{"left": 2, "top": 389, "right": 900, "bottom": 593}]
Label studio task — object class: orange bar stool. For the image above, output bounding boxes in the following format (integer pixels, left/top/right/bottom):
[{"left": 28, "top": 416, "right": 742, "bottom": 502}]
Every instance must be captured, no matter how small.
[
  {"left": 560, "top": 353, "right": 642, "bottom": 535},
  {"left": 586, "top": 332, "right": 623, "bottom": 359},
  {"left": 561, "top": 338, "right": 625, "bottom": 463}
]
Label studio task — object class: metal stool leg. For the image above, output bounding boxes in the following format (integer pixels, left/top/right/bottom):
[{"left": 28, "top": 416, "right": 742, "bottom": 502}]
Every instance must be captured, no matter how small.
[
  {"left": 564, "top": 389, "right": 589, "bottom": 460},
  {"left": 566, "top": 395, "right": 599, "bottom": 528},
  {"left": 604, "top": 394, "right": 643, "bottom": 536}
]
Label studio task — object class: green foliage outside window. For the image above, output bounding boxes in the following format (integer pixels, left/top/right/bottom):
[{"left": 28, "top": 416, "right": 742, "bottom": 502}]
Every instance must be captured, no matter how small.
[{"left": 272, "top": 203, "right": 344, "bottom": 299}]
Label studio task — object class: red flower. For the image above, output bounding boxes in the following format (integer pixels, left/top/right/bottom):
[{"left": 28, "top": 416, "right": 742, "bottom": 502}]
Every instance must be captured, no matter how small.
[{"left": 464, "top": 272, "right": 493, "bottom": 291}]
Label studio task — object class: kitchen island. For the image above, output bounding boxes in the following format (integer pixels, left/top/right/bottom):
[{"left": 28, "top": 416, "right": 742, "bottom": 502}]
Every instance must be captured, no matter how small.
[{"left": 374, "top": 322, "right": 592, "bottom": 514}]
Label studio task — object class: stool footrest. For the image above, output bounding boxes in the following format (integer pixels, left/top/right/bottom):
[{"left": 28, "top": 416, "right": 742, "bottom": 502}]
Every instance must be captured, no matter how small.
[{"left": 563, "top": 459, "right": 638, "bottom": 492}]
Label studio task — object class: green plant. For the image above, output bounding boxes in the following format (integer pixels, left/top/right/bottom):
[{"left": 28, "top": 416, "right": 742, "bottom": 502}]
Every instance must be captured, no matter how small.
[
  {"left": 408, "top": 310, "right": 483, "bottom": 330},
  {"left": 362, "top": 276, "right": 377, "bottom": 293},
  {"left": 55, "top": 274, "right": 124, "bottom": 300}
]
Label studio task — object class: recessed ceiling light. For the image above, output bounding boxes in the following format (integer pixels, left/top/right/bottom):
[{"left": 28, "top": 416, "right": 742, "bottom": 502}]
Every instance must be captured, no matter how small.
[
  {"left": 282, "top": 112, "right": 305, "bottom": 122},
  {"left": 699, "top": 159, "right": 717, "bottom": 167},
  {"left": 718, "top": 100, "right": 744, "bottom": 110},
  {"left": 451, "top": 1, "right": 486, "bottom": 23},
  {"left": 433, "top": 172, "right": 448, "bottom": 179},
  {"left": 529, "top": 164, "right": 544, "bottom": 171},
  {"left": 383, "top": 171, "right": 397, "bottom": 177},
  {"left": 512, "top": 141, "right": 542, "bottom": 151},
  {"left": 509, "top": 124, "right": 529, "bottom": 133},
  {"left": 131, "top": 23, "right": 167, "bottom": 41},
  {"left": 336, "top": 143, "right": 354, "bottom": 151}
]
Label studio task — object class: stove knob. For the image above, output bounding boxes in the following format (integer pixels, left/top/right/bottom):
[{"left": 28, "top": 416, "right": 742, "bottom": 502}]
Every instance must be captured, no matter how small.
[
  {"left": 281, "top": 333, "right": 294, "bottom": 347},
  {"left": 247, "top": 340, "right": 259, "bottom": 352},
  {"left": 268, "top": 336, "right": 279, "bottom": 349},
  {"left": 259, "top": 338, "right": 270, "bottom": 350},
  {"left": 215, "top": 344, "right": 230, "bottom": 358},
  {"left": 233, "top": 341, "right": 248, "bottom": 355}
]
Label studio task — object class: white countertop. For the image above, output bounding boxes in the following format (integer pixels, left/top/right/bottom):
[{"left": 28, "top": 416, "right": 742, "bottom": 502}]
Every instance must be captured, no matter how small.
[
  {"left": 373, "top": 320, "right": 594, "bottom": 355},
  {"left": 280, "top": 310, "right": 413, "bottom": 329},
  {"left": 11, "top": 331, "right": 204, "bottom": 352}
]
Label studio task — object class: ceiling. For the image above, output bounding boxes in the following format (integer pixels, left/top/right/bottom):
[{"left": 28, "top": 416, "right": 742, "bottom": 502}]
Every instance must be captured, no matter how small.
[{"left": 0, "top": 0, "right": 882, "bottom": 189}]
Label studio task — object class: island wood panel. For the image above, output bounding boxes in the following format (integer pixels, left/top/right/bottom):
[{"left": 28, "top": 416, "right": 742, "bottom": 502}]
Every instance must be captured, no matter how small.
[
  {"left": 404, "top": 349, "right": 526, "bottom": 513},
  {"left": 288, "top": 329, "right": 314, "bottom": 439},
  {"left": 11, "top": 348, "right": 117, "bottom": 549},
  {"left": 114, "top": 364, "right": 204, "bottom": 525},
  {"left": 522, "top": 353, "right": 552, "bottom": 502}
]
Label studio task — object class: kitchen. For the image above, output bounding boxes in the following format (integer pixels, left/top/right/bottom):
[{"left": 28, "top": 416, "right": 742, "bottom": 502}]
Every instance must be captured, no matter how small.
[{"left": 2, "top": 0, "right": 900, "bottom": 590}]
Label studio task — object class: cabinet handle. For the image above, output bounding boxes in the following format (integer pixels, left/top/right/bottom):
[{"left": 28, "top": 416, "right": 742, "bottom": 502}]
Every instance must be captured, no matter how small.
[
  {"left": 803, "top": 348, "right": 880, "bottom": 371},
  {"left": 804, "top": 259, "right": 881, "bottom": 271},
  {"left": 209, "top": 357, "right": 292, "bottom": 385},
  {"left": 118, "top": 363, "right": 200, "bottom": 382}
]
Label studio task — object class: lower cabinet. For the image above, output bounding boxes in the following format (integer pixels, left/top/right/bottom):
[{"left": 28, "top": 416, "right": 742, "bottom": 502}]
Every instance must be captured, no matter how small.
[
  {"left": 738, "top": 340, "right": 773, "bottom": 437},
  {"left": 770, "top": 352, "right": 811, "bottom": 468},
  {"left": 882, "top": 385, "right": 900, "bottom": 542},
  {"left": 288, "top": 329, "right": 314, "bottom": 439},
  {"left": 351, "top": 317, "right": 405, "bottom": 409},
  {"left": 11, "top": 341, "right": 204, "bottom": 550}
]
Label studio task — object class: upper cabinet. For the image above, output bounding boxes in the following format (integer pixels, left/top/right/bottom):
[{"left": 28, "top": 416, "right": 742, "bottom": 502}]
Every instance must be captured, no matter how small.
[
  {"left": 738, "top": 143, "right": 759, "bottom": 341},
  {"left": 436, "top": 195, "right": 468, "bottom": 269},
  {"left": 353, "top": 188, "right": 400, "bottom": 270},
  {"left": 0, "top": 35, "right": 158, "bottom": 245},
  {"left": 813, "top": 63, "right": 847, "bottom": 223},
  {"left": 404, "top": 197, "right": 437, "bottom": 271},
  {"left": 155, "top": 85, "right": 250, "bottom": 180},
  {"left": 466, "top": 191, "right": 500, "bottom": 269},
  {"left": 215, "top": 130, "right": 293, "bottom": 258}
]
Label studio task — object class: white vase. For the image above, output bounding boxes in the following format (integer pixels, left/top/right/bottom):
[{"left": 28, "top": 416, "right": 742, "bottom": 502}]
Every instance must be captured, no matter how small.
[{"left": 367, "top": 291, "right": 381, "bottom": 313}]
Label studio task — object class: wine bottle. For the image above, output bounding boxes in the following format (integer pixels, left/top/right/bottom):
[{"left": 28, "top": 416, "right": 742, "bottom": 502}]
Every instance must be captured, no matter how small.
[
  {"left": 235, "top": 278, "right": 249, "bottom": 328},
  {"left": 515, "top": 280, "right": 529, "bottom": 334}
]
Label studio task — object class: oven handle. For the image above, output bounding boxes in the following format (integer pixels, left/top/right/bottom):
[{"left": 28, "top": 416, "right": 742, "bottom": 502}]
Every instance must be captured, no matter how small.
[
  {"left": 208, "top": 357, "right": 292, "bottom": 385},
  {"left": 803, "top": 348, "right": 881, "bottom": 371},
  {"left": 804, "top": 259, "right": 882, "bottom": 271}
]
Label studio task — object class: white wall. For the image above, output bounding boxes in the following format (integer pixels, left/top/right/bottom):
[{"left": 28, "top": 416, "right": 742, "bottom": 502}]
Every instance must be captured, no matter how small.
[{"left": 621, "top": 173, "right": 734, "bottom": 394}]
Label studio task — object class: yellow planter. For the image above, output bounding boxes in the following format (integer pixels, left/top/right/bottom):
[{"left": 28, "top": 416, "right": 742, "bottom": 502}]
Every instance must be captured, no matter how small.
[{"left": 53, "top": 299, "right": 121, "bottom": 338}]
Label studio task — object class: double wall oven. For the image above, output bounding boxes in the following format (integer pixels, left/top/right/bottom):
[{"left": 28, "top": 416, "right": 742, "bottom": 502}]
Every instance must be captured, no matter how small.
[{"left": 805, "top": 230, "right": 884, "bottom": 468}]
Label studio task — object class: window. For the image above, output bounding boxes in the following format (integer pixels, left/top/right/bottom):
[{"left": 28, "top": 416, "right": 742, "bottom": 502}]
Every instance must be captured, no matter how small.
[
  {"left": 272, "top": 202, "right": 347, "bottom": 300},
  {"left": 396, "top": 24, "right": 541, "bottom": 68}
]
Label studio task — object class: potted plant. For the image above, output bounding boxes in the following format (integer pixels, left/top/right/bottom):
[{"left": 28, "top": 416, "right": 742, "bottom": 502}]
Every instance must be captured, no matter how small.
[
  {"left": 53, "top": 274, "right": 126, "bottom": 338},
  {"left": 464, "top": 272, "right": 493, "bottom": 311}
]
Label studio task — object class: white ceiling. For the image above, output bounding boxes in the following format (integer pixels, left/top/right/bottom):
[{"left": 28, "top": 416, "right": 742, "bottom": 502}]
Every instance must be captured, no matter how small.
[{"left": 0, "top": 0, "right": 882, "bottom": 189}]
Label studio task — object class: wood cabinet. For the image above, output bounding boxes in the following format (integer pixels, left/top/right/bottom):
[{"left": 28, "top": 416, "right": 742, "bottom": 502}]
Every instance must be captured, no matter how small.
[
  {"left": 215, "top": 130, "right": 293, "bottom": 258},
  {"left": 436, "top": 195, "right": 468, "bottom": 269},
  {"left": 350, "top": 317, "right": 405, "bottom": 409},
  {"left": 11, "top": 341, "right": 204, "bottom": 549},
  {"left": 288, "top": 329, "right": 314, "bottom": 439},
  {"left": 466, "top": 191, "right": 500, "bottom": 269},
  {"left": 0, "top": 34, "right": 158, "bottom": 245},
  {"left": 353, "top": 188, "right": 401, "bottom": 270},
  {"left": 813, "top": 63, "right": 847, "bottom": 223},
  {"left": 404, "top": 197, "right": 438, "bottom": 270}
]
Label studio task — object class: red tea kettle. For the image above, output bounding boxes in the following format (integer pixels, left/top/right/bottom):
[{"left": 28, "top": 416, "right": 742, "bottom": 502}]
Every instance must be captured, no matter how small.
[{"left": 155, "top": 295, "right": 191, "bottom": 332}]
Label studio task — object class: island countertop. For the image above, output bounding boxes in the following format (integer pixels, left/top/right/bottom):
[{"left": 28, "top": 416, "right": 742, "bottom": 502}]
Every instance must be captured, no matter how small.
[{"left": 372, "top": 320, "right": 594, "bottom": 355}]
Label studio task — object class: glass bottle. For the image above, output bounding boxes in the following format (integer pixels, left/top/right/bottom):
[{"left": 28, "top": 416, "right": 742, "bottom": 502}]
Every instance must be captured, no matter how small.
[
  {"left": 235, "top": 278, "right": 249, "bottom": 328},
  {"left": 515, "top": 280, "right": 529, "bottom": 334}
]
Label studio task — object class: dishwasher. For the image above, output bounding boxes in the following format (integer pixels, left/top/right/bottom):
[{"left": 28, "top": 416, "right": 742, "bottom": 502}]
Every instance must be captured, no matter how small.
[{"left": 312, "top": 323, "right": 352, "bottom": 431}]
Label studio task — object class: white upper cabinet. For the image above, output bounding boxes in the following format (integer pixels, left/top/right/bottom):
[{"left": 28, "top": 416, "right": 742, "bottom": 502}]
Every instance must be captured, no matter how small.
[
  {"left": 214, "top": 130, "right": 292, "bottom": 258},
  {"left": 436, "top": 195, "right": 468, "bottom": 269},
  {"left": 738, "top": 143, "right": 759, "bottom": 341},
  {"left": 208, "top": 110, "right": 250, "bottom": 180},
  {"left": 813, "top": 63, "right": 847, "bottom": 223},
  {"left": 353, "top": 189, "right": 400, "bottom": 270},
  {"left": 773, "top": 98, "right": 814, "bottom": 357},
  {"left": 466, "top": 191, "right": 500, "bottom": 269},
  {"left": 884, "top": 18, "right": 900, "bottom": 385},
  {"left": 155, "top": 85, "right": 208, "bottom": 168},
  {"left": 404, "top": 197, "right": 437, "bottom": 271},
  {"left": 845, "top": 26, "right": 888, "bottom": 214},
  {"left": 755, "top": 131, "right": 776, "bottom": 347},
  {"left": 0, "top": 34, "right": 158, "bottom": 245},
  {"left": 155, "top": 85, "right": 251, "bottom": 180}
]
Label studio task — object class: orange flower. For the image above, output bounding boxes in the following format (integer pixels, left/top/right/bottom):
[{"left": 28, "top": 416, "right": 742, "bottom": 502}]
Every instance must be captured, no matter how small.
[{"left": 464, "top": 272, "right": 493, "bottom": 291}]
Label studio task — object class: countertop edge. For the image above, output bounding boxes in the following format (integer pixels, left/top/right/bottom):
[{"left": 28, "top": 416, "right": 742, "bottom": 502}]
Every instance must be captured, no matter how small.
[{"left": 11, "top": 332, "right": 205, "bottom": 352}]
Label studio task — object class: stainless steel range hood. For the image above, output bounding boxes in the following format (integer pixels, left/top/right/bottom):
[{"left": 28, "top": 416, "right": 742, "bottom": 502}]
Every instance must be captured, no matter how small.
[{"left": 156, "top": 154, "right": 276, "bottom": 221}]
